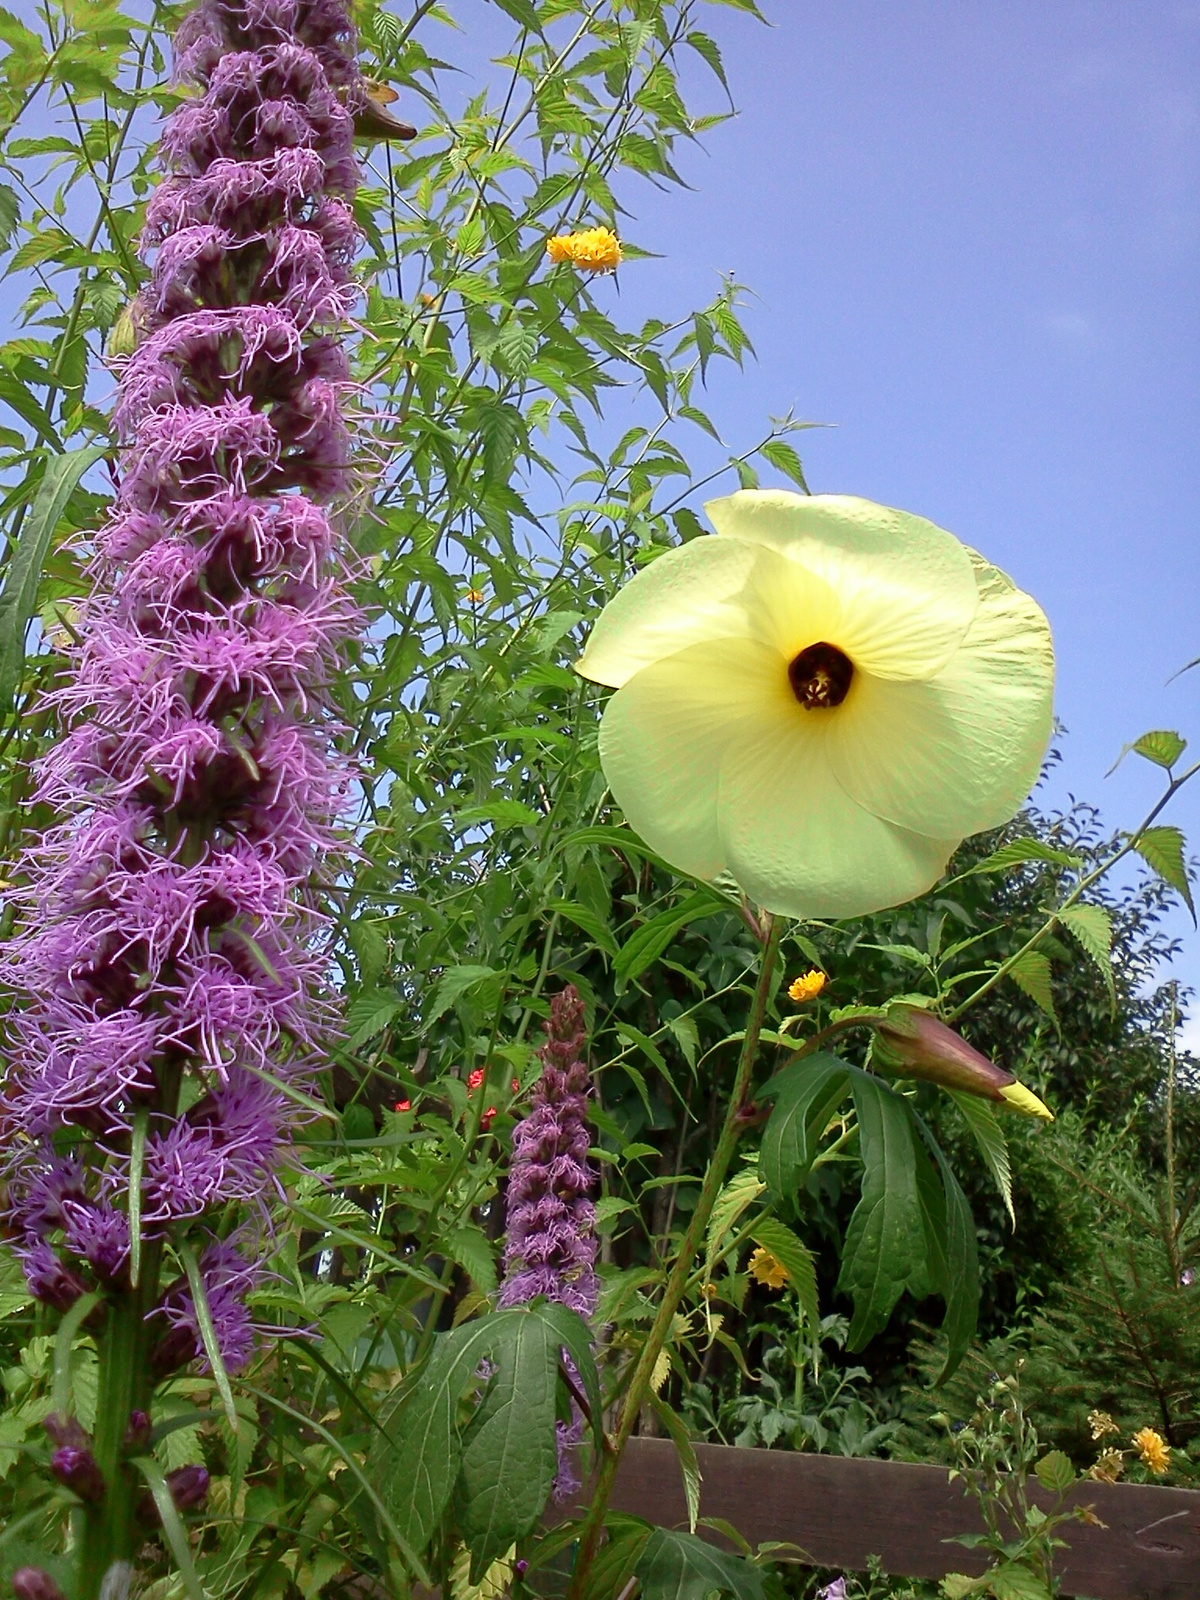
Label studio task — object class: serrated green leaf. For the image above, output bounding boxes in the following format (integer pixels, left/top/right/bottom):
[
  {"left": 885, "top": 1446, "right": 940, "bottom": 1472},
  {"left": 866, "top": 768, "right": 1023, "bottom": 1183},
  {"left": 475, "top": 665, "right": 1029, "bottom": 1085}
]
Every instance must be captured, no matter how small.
[
  {"left": 1033, "top": 1449, "right": 1076, "bottom": 1493},
  {"left": 947, "top": 1091, "right": 1014, "bottom": 1228},
  {"left": 1057, "top": 903, "right": 1116, "bottom": 1013},
  {"left": 748, "top": 1216, "right": 819, "bottom": 1334},
  {"left": 1133, "top": 825, "right": 1194, "bottom": 919},
  {"left": 648, "top": 1392, "right": 702, "bottom": 1533},
  {"left": 759, "top": 1053, "right": 850, "bottom": 1198},
  {"left": 426, "top": 964, "right": 498, "bottom": 1024},
  {"left": 969, "top": 838, "right": 1082, "bottom": 875},
  {"left": 445, "top": 1224, "right": 497, "bottom": 1296},
  {"left": 1133, "top": 729, "right": 1187, "bottom": 770},
  {"left": 703, "top": 1166, "right": 766, "bottom": 1285},
  {"left": 759, "top": 437, "right": 809, "bottom": 490},
  {"left": 1006, "top": 950, "right": 1056, "bottom": 1021},
  {"left": 346, "top": 990, "right": 403, "bottom": 1050},
  {"left": 987, "top": 1564, "right": 1053, "bottom": 1600}
]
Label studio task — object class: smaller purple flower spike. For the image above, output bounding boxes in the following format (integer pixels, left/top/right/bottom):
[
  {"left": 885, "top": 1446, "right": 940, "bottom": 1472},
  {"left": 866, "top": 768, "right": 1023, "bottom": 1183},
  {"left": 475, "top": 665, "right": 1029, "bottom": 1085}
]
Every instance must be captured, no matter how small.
[
  {"left": 498, "top": 986, "right": 598, "bottom": 1500},
  {"left": 151, "top": 1240, "right": 261, "bottom": 1376}
]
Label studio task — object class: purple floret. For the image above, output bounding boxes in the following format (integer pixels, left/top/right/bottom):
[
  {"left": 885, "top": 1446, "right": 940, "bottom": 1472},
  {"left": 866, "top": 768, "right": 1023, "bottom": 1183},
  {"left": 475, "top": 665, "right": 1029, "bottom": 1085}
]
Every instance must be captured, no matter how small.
[
  {"left": 498, "top": 987, "right": 599, "bottom": 1499},
  {"left": 0, "top": 0, "right": 367, "bottom": 1372}
]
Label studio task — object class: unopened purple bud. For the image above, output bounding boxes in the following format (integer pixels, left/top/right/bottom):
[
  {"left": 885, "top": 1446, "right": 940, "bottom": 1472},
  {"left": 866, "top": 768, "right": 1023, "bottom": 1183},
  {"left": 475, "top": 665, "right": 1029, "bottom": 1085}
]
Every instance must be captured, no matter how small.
[
  {"left": 11, "top": 1569, "right": 66, "bottom": 1600},
  {"left": 18, "top": 1243, "right": 86, "bottom": 1312},
  {"left": 513, "top": 1560, "right": 529, "bottom": 1578},
  {"left": 123, "top": 1410, "right": 152, "bottom": 1452},
  {"left": 43, "top": 1413, "right": 90, "bottom": 1452},
  {"left": 50, "top": 1445, "right": 106, "bottom": 1503},
  {"left": 166, "top": 1463, "right": 210, "bottom": 1511}
]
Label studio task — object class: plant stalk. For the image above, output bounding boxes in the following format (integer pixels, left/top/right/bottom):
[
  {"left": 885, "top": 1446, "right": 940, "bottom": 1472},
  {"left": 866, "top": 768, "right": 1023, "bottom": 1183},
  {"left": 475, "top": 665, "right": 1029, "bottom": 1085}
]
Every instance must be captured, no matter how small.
[{"left": 565, "top": 915, "right": 783, "bottom": 1600}]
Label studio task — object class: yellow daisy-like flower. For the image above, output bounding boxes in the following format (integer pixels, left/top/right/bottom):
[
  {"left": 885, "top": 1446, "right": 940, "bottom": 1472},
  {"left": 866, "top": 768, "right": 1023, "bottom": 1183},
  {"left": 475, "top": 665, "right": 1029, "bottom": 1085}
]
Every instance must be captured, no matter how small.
[
  {"left": 577, "top": 491, "right": 1054, "bottom": 920},
  {"left": 1132, "top": 1426, "right": 1170, "bottom": 1475},
  {"left": 748, "top": 1247, "right": 789, "bottom": 1290},
  {"left": 546, "top": 225, "right": 623, "bottom": 273},
  {"left": 788, "top": 968, "right": 826, "bottom": 1002}
]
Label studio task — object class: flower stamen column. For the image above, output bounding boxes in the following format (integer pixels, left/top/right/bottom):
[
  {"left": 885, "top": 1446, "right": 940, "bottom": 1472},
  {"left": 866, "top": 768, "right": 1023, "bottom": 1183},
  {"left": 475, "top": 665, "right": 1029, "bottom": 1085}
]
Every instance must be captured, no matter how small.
[{"left": 0, "top": 2, "right": 371, "bottom": 1592}]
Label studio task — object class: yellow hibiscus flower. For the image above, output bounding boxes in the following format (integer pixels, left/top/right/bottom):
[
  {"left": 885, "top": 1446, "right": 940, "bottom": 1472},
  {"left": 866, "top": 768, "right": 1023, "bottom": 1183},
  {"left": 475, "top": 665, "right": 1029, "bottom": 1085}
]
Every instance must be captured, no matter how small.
[{"left": 577, "top": 491, "right": 1054, "bottom": 920}]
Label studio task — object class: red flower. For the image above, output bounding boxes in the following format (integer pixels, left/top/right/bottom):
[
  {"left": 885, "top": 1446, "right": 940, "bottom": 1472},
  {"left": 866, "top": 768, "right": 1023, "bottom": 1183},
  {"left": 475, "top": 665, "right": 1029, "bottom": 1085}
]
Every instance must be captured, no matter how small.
[
  {"left": 480, "top": 1106, "right": 498, "bottom": 1131},
  {"left": 511, "top": 1077, "right": 520, "bottom": 1093},
  {"left": 393, "top": 1099, "right": 411, "bottom": 1113},
  {"left": 467, "top": 1068, "right": 485, "bottom": 1092}
]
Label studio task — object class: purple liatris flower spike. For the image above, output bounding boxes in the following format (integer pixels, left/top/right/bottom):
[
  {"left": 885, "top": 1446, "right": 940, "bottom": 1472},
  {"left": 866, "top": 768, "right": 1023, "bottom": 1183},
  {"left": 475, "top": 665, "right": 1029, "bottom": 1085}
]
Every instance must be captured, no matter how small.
[
  {"left": 498, "top": 986, "right": 598, "bottom": 1500},
  {"left": 1, "top": 0, "right": 368, "bottom": 1403}
]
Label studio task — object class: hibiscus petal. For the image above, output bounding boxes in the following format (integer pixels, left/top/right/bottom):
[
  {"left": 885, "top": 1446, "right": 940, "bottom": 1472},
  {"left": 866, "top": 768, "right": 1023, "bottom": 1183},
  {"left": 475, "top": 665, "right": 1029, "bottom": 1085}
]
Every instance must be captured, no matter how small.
[
  {"left": 826, "top": 554, "right": 1054, "bottom": 837},
  {"left": 577, "top": 535, "right": 837, "bottom": 688},
  {"left": 717, "top": 716, "right": 959, "bottom": 919},
  {"left": 597, "top": 636, "right": 791, "bottom": 879},
  {"left": 704, "top": 491, "right": 978, "bottom": 681}
]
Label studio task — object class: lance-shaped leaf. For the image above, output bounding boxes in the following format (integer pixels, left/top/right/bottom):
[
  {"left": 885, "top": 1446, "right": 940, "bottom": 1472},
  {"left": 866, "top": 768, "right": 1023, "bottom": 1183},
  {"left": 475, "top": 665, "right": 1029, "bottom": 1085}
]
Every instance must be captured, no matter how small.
[
  {"left": 947, "top": 1090, "right": 1014, "bottom": 1227},
  {"left": 0, "top": 443, "right": 106, "bottom": 708},
  {"left": 613, "top": 888, "right": 726, "bottom": 990},
  {"left": 837, "top": 1072, "right": 926, "bottom": 1349},
  {"left": 760, "top": 1052, "right": 850, "bottom": 1198}
]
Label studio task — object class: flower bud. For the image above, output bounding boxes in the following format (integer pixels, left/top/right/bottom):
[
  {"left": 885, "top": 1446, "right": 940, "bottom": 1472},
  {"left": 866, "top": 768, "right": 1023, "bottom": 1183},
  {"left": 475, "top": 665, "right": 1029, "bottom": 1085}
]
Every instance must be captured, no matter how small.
[
  {"left": 50, "top": 1446, "right": 106, "bottom": 1504},
  {"left": 122, "top": 1410, "right": 152, "bottom": 1453},
  {"left": 166, "top": 1464, "right": 210, "bottom": 1511},
  {"left": 11, "top": 1569, "right": 66, "bottom": 1600},
  {"left": 873, "top": 1005, "right": 1053, "bottom": 1119}
]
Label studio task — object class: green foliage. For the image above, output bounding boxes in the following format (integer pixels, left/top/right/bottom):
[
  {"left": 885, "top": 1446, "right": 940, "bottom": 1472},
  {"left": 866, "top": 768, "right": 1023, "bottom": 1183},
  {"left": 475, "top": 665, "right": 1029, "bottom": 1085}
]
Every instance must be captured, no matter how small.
[{"left": 0, "top": 3, "right": 1196, "bottom": 1599}]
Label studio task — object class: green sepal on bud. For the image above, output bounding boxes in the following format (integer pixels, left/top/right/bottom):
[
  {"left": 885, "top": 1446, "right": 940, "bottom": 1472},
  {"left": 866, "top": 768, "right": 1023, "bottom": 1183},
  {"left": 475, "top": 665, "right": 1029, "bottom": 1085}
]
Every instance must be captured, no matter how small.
[{"left": 872, "top": 1003, "right": 1053, "bottom": 1120}]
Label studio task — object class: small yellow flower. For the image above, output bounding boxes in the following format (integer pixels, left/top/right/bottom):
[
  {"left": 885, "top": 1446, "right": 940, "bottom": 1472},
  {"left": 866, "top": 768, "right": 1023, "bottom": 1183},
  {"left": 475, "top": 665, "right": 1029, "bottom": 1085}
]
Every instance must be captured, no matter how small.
[
  {"left": 748, "top": 1247, "right": 789, "bottom": 1290},
  {"left": 701, "top": 1280, "right": 718, "bottom": 1300},
  {"left": 464, "top": 587, "right": 485, "bottom": 605},
  {"left": 546, "top": 225, "right": 623, "bottom": 273},
  {"left": 1132, "top": 1426, "right": 1170, "bottom": 1475},
  {"left": 788, "top": 968, "right": 826, "bottom": 1003},
  {"left": 1087, "top": 1408, "right": 1119, "bottom": 1441},
  {"left": 1088, "top": 1448, "right": 1124, "bottom": 1484}
]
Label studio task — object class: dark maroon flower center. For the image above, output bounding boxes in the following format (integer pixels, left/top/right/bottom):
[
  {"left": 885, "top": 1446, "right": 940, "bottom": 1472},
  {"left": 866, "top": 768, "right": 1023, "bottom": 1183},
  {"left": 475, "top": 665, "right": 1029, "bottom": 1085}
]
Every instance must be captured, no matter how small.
[{"left": 788, "top": 641, "right": 854, "bottom": 709}]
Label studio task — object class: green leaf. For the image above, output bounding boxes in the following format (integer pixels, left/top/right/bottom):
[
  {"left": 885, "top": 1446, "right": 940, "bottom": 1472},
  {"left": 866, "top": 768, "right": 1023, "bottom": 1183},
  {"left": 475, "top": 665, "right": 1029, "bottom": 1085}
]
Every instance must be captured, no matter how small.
[
  {"left": 372, "top": 1317, "right": 499, "bottom": 1555},
  {"left": 1057, "top": 903, "right": 1116, "bottom": 1013},
  {"left": 1133, "top": 825, "right": 1195, "bottom": 919},
  {"left": 987, "top": 1565, "right": 1053, "bottom": 1600},
  {"left": 947, "top": 1091, "right": 1014, "bottom": 1228},
  {"left": 1033, "top": 1449, "right": 1076, "bottom": 1493},
  {"left": 426, "top": 964, "right": 498, "bottom": 1023},
  {"left": 51, "top": 1291, "right": 99, "bottom": 1418},
  {"left": 648, "top": 1391, "right": 702, "bottom": 1533},
  {"left": 457, "top": 798, "right": 542, "bottom": 829},
  {"left": 613, "top": 889, "right": 725, "bottom": 989},
  {"left": 635, "top": 1528, "right": 765, "bottom": 1600},
  {"left": 0, "top": 444, "right": 105, "bottom": 707},
  {"left": 1006, "top": 950, "right": 1056, "bottom": 1021},
  {"left": 1132, "top": 729, "right": 1187, "bottom": 770},
  {"left": 748, "top": 1216, "right": 818, "bottom": 1334},
  {"left": 759, "top": 1053, "right": 850, "bottom": 1198},
  {"left": 346, "top": 990, "right": 403, "bottom": 1050},
  {"left": 759, "top": 437, "right": 809, "bottom": 490},
  {"left": 837, "top": 1073, "right": 925, "bottom": 1349},
  {"left": 703, "top": 1166, "right": 766, "bottom": 1283},
  {"left": 445, "top": 1224, "right": 497, "bottom": 1296},
  {"left": 969, "top": 839, "right": 1082, "bottom": 875},
  {"left": 181, "top": 1244, "right": 240, "bottom": 1432},
  {"left": 457, "top": 1312, "right": 559, "bottom": 1578}
]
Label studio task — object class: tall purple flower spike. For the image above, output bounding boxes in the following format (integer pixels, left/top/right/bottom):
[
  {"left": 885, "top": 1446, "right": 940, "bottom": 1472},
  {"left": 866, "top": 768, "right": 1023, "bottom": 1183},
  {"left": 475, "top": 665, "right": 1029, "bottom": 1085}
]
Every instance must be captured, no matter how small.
[
  {"left": 1, "top": 0, "right": 365, "bottom": 1382},
  {"left": 498, "top": 986, "right": 599, "bottom": 1500}
]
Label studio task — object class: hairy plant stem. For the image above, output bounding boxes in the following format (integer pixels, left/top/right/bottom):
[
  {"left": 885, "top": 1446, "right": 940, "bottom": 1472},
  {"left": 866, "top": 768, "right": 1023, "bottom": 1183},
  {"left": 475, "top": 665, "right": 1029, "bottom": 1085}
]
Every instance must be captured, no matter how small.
[{"left": 565, "top": 914, "right": 782, "bottom": 1600}]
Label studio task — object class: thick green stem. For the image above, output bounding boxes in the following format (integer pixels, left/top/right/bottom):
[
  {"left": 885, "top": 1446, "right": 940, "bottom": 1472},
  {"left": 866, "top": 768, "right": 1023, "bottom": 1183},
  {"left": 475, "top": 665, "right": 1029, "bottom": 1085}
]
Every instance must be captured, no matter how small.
[
  {"left": 566, "top": 916, "right": 783, "bottom": 1600},
  {"left": 76, "top": 1240, "right": 163, "bottom": 1600}
]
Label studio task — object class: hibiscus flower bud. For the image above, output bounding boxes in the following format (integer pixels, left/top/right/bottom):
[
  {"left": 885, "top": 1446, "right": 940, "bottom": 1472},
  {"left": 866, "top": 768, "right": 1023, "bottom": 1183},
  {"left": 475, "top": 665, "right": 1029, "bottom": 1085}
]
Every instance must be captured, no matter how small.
[{"left": 874, "top": 1005, "right": 1052, "bottom": 1119}]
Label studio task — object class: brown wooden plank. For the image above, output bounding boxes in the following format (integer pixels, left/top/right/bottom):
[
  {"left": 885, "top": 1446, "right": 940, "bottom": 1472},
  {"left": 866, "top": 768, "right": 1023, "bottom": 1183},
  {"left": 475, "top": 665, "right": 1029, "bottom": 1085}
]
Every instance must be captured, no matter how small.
[{"left": 607, "top": 1438, "right": 1200, "bottom": 1600}]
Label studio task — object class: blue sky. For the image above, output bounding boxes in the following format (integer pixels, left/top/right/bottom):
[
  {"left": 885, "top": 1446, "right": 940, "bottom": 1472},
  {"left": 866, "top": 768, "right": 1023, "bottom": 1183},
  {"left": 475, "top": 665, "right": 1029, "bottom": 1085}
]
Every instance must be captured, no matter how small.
[{"left": 460, "top": 0, "right": 1200, "bottom": 1024}]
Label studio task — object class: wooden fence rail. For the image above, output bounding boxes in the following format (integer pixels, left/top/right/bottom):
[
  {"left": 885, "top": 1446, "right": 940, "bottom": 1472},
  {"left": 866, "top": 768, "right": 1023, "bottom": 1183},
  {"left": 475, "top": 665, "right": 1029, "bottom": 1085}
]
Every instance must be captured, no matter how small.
[{"left": 606, "top": 1439, "right": 1200, "bottom": 1600}]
